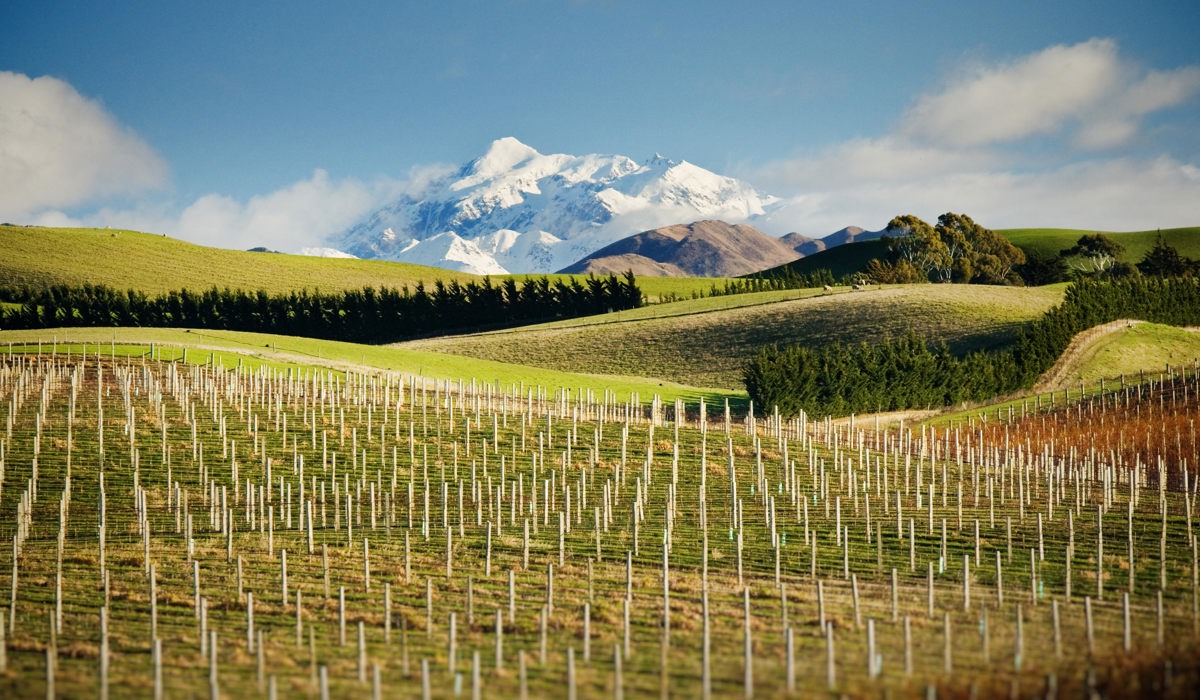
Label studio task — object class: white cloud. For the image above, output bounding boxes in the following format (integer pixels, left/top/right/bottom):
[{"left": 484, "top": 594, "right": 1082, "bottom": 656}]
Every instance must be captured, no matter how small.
[
  {"left": 173, "top": 171, "right": 379, "bottom": 251},
  {"left": 754, "top": 136, "right": 1004, "bottom": 190},
  {"left": 1121, "top": 65, "right": 1200, "bottom": 116},
  {"left": 42, "top": 162, "right": 457, "bottom": 252},
  {"left": 757, "top": 155, "right": 1200, "bottom": 236},
  {"left": 899, "top": 38, "right": 1200, "bottom": 151},
  {"left": 164, "top": 163, "right": 454, "bottom": 251},
  {"left": 754, "top": 39, "right": 1200, "bottom": 237},
  {"left": 1, "top": 71, "right": 461, "bottom": 252},
  {"left": 0, "top": 72, "right": 168, "bottom": 221}
]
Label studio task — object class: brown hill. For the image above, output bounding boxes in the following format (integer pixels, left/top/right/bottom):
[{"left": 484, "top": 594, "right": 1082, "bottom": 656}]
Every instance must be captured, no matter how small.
[
  {"left": 780, "top": 232, "right": 826, "bottom": 256},
  {"left": 823, "top": 225, "right": 886, "bottom": 246},
  {"left": 558, "top": 220, "right": 801, "bottom": 277},
  {"left": 563, "top": 254, "right": 688, "bottom": 277}
]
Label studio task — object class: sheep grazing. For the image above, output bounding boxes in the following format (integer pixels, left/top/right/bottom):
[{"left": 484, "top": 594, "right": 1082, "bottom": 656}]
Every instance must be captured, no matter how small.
[{"left": 823, "top": 284, "right": 833, "bottom": 293}]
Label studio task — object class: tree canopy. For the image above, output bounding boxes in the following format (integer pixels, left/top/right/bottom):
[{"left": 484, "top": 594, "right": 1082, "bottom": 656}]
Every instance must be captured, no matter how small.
[
  {"left": 878, "top": 212, "right": 1025, "bottom": 285},
  {"left": 1060, "top": 233, "right": 1124, "bottom": 274},
  {"left": 1137, "top": 234, "right": 1196, "bottom": 277}
]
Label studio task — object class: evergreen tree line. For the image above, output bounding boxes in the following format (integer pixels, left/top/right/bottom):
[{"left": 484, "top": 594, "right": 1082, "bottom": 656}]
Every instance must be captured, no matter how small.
[
  {"left": 744, "top": 276, "right": 1200, "bottom": 417},
  {"left": 0, "top": 272, "right": 644, "bottom": 343},
  {"left": 653, "top": 269, "right": 840, "bottom": 304},
  {"left": 739, "top": 267, "right": 840, "bottom": 289},
  {"left": 714, "top": 269, "right": 839, "bottom": 296}
]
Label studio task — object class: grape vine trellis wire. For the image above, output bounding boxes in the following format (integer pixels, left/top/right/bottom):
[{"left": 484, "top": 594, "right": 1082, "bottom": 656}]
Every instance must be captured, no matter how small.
[{"left": 0, "top": 346, "right": 1197, "bottom": 698}]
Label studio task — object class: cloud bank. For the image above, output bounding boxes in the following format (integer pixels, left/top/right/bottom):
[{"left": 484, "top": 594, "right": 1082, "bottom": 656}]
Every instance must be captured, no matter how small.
[
  {"left": 1, "top": 71, "right": 456, "bottom": 252},
  {"left": 47, "top": 164, "right": 452, "bottom": 252},
  {"left": 755, "top": 39, "right": 1200, "bottom": 236},
  {"left": 0, "top": 72, "right": 168, "bottom": 221},
  {"left": 172, "top": 164, "right": 453, "bottom": 251},
  {"left": 899, "top": 38, "right": 1200, "bottom": 150}
]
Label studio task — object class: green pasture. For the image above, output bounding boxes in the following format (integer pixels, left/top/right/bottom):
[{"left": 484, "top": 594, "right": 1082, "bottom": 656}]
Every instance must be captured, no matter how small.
[
  {"left": 0, "top": 327, "right": 743, "bottom": 407},
  {"left": 403, "top": 284, "right": 1065, "bottom": 391},
  {"left": 0, "top": 225, "right": 732, "bottom": 304},
  {"left": 0, "top": 225, "right": 476, "bottom": 294},
  {"left": 1001, "top": 226, "right": 1200, "bottom": 262},
  {"left": 758, "top": 227, "right": 1200, "bottom": 280}
]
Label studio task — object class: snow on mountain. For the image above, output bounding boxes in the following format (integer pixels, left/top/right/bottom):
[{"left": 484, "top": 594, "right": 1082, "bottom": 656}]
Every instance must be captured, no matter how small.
[
  {"left": 473, "top": 229, "right": 570, "bottom": 273},
  {"left": 332, "top": 137, "right": 780, "bottom": 274},
  {"left": 380, "top": 230, "right": 508, "bottom": 275},
  {"left": 299, "top": 247, "right": 358, "bottom": 259}
]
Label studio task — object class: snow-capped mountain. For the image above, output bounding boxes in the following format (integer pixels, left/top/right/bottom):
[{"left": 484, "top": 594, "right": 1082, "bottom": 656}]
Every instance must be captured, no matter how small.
[
  {"left": 298, "top": 246, "right": 359, "bottom": 259},
  {"left": 330, "top": 137, "right": 781, "bottom": 274}
]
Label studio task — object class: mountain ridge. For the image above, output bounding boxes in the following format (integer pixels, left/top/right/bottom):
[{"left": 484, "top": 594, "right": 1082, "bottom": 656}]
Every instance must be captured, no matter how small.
[
  {"left": 330, "top": 137, "right": 781, "bottom": 274},
  {"left": 559, "top": 220, "right": 802, "bottom": 277}
]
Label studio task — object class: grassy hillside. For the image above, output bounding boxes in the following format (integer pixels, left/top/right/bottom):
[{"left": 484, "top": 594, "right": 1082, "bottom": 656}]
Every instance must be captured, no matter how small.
[
  {"left": 765, "top": 238, "right": 889, "bottom": 278},
  {"left": 0, "top": 282, "right": 1066, "bottom": 407},
  {"left": 1036, "top": 321, "right": 1200, "bottom": 390},
  {"left": 0, "top": 225, "right": 728, "bottom": 303},
  {"left": 0, "top": 326, "right": 743, "bottom": 406},
  {"left": 402, "top": 284, "right": 1066, "bottom": 391},
  {"left": 927, "top": 321, "right": 1200, "bottom": 430},
  {"left": 758, "top": 226, "right": 1200, "bottom": 279},
  {"left": 0, "top": 225, "right": 478, "bottom": 294},
  {"left": 1000, "top": 225, "right": 1200, "bottom": 261}
]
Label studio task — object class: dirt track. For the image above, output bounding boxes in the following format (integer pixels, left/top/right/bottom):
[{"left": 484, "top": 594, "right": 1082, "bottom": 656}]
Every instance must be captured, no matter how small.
[{"left": 1032, "top": 319, "right": 1143, "bottom": 392}]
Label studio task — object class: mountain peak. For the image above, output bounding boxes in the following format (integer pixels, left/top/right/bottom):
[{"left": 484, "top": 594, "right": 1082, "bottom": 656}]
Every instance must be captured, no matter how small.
[
  {"left": 472, "top": 137, "right": 541, "bottom": 175},
  {"left": 645, "top": 152, "right": 677, "bottom": 168},
  {"left": 334, "top": 139, "right": 781, "bottom": 273}
]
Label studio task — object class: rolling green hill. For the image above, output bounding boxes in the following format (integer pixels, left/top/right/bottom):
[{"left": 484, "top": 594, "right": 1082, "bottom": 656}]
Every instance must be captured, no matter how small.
[
  {"left": 0, "top": 225, "right": 479, "bottom": 293},
  {"left": 0, "top": 225, "right": 729, "bottom": 303},
  {"left": 757, "top": 226, "right": 1200, "bottom": 279},
  {"left": 927, "top": 320, "right": 1200, "bottom": 428},
  {"left": 1034, "top": 320, "right": 1200, "bottom": 390},
  {"left": 999, "top": 226, "right": 1200, "bottom": 261},
  {"left": 2, "top": 224, "right": 1187, "bottom": 414},
  {"left": 0, "top": 326, "right": 743, "bottom": 406},
  {"left": 768, "top": 238, "right": 890, "bottom": 278},
  {"left": 402, "top": 284, "right": 1065, "bottom": 391}
]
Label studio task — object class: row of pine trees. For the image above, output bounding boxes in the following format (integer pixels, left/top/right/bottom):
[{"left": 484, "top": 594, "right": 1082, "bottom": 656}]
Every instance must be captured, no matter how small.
[{"left": 0, "top": 272, "right": 643, "bottom": 343}]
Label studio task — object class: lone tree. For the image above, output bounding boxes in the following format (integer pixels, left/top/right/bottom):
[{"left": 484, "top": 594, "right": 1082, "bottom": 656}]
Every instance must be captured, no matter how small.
[
  {"left": 1060, "top": 233, "right": 1124, "bottom": 274},
  {"left": 1137, "top": 234, "right": 1195, "bottom": 277}
]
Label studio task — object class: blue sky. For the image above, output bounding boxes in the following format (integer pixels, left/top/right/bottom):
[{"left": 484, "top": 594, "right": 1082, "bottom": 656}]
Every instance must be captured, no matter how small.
[{"left": 2, "top": 0, "right": 1198, "bottom": 250}]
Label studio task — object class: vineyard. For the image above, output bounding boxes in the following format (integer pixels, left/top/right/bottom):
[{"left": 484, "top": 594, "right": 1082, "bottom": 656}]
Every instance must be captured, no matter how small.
[{"left": 0, "top": 343, "right": 1198, "bottom": 698}]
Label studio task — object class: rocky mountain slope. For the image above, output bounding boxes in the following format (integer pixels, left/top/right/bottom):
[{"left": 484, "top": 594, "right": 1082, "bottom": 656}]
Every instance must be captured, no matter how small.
[
  {"left": 329, "top": 137, "right": 781, "bottom": 274},
  {"left": 559, "top": 220, "right": 802, "bottom": 277}
]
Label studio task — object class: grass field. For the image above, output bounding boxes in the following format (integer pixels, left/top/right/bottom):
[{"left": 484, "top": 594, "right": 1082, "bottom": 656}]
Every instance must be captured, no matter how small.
[
  {"left": 1001, "top": 226, "right": 1200, "bottom": 263},
  {"left": 0, "top": 225, "right": 731, "bottom": 303},
  {"left": 768, "top": 239, "right": 890, "bottom": 279},
  {"left": 0, "top": 327, "right": 744, "bottom": 407},
  {"left": 3, "top": 221, "right": 1197, "bottom": 700},
  {"left": 0, "top": 225, "right": 475, "bottom": 294},
  {"left": 0, "top": 349, "right": 1195, "bottom": 699},
  {"left": 1035, "top": 321, "right": 1200, "bottom": 389},
  {"left": 402, "top": 285, "right": 1066, "bottom": 391}
]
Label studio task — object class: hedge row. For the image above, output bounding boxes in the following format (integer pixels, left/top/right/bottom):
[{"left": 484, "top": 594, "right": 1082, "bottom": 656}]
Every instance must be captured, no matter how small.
[
  {"left": 744, "top": 277, "right": 1200, "bottom": 417},
  {"left": 0, "top": 272, "right": 643, "bottom": 344}
]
